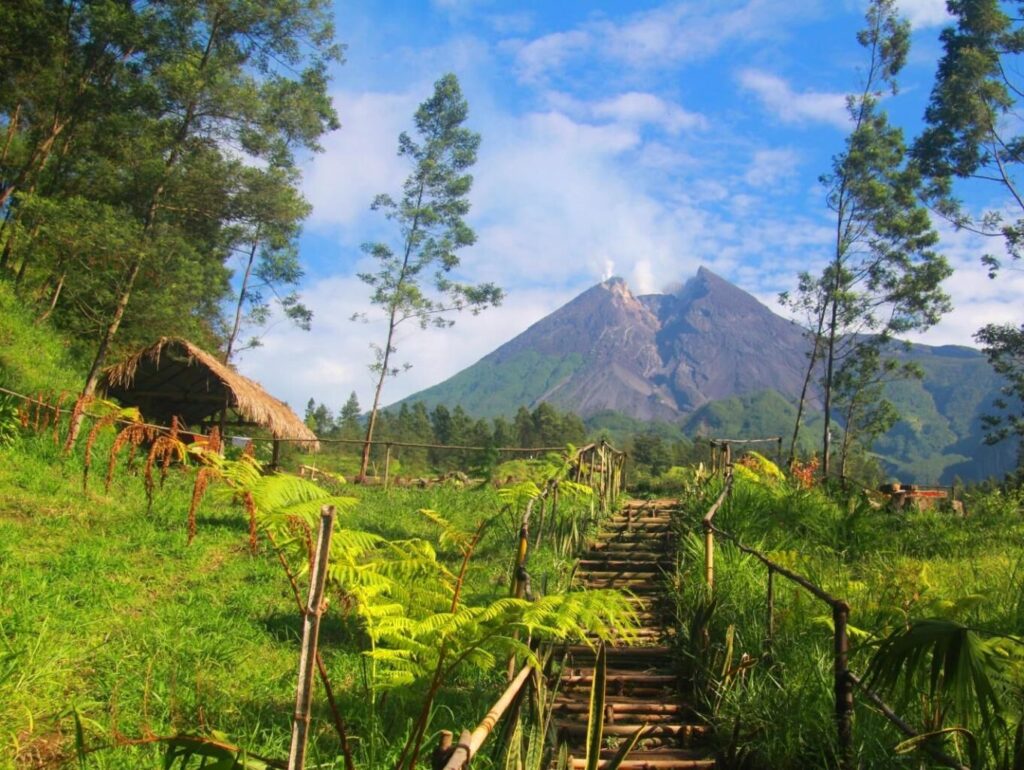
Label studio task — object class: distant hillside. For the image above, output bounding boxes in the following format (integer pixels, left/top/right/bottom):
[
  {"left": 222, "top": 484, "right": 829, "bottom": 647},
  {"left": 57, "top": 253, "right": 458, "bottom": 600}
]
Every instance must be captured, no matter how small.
[{"left": 397, "top": 269, "right": 1014, "bottom": 483}]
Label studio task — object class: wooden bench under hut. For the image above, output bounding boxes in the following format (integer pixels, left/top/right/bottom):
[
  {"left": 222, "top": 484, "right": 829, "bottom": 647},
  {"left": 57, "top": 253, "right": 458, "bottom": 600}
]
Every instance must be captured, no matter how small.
[{"left": 99, "top": 337, "right": 319, "bottom": 465}]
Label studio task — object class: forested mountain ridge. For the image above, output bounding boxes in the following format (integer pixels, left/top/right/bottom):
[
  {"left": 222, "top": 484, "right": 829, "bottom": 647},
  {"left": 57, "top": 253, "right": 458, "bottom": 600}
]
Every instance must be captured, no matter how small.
[{"left": 398, "top": 268, "right": 1013, "bottom": 483}]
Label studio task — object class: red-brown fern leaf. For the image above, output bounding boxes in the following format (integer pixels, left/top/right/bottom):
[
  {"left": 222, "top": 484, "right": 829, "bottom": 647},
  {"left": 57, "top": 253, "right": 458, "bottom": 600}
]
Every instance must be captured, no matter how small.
[
  {"left": 38, "top": 393, "right": 52, "bottom": 432},
  {"left": 63, "top": 394, "right": 89, "bottom": 453},
  {"left": 83, "top": 410, "right": 119, "bottom": 491},
  {"left": 187, "top": 467, "right": 213, "bottom": 544},
  {"left": 52, "top": 391, "right": 69, "bottom": 446},
  {"left": 106, "top": 423, "right": 145, "bottom": 493},
  {"left": 160, "top": 417, "right": 181, "bottom": 486},
  {"left": 244, "top": 491, "right": 258, "bottom": 554},
  {"left": 33, "top": 391, "right": 43, "bottom": 431}
]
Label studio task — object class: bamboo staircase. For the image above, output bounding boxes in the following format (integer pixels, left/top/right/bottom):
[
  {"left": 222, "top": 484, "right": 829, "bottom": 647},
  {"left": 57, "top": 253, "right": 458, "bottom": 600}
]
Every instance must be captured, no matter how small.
[{"left": 554, "top": 498, "right": 717, "bottom": 770}]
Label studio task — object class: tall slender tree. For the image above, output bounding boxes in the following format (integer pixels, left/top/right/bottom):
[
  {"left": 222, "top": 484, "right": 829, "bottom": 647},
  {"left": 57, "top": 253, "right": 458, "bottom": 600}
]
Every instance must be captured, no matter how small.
[
  {"left": 222, "top": 165, "right": 313, "bottom": 366},
  {"left": 789, "top": 0, "right": 951, "bottom": 477},
  {"left": 355, "top": 74, "right": 502, "bottom": 481},
  {"left": 914, "top": 0, "right": 1024, "bottom": 278},
  {"left": 914, "top": 1, "right": 1024, "bottom": 473}
]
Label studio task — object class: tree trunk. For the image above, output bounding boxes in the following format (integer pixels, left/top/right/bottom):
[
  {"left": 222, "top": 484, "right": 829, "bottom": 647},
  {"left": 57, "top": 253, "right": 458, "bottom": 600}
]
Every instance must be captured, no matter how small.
[
  {"left": 822, "top": 294, "right": 839, "bottom": 479},
  {"left": 0, "top": 114, "right": 65, "bottom": 210},
  {"left": 35, "top": 271, "right": 65, "bottom": 324},
  {"left": 65, "top": 258, "right": 141, "bottom": 447},
  {"left": 224, "top": 234, "right": 259, "bottom": 365},
  {"left": 789, "top": 319, "right": 824, "bottom": 467},
  {"left": 0, "top": 103, "right": 20, "bottom": 165},
  {"left": 358, "top": 312, "right": 398, "bottom": 482}
]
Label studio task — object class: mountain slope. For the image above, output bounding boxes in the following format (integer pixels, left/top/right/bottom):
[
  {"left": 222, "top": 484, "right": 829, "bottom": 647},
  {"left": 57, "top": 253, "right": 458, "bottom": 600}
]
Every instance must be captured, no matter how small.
[
  {"left": 404, "top": 268, "right": 815, "bottom": 419},
  {"left": 397, "top": 269, "right": 1013, "bottom": 483}
]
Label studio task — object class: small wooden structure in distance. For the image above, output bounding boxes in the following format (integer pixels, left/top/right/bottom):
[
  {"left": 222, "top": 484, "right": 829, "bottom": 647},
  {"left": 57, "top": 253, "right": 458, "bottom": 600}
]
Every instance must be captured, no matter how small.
[{"left": 99, "top": 337, "right": 319, "bottom": 463}]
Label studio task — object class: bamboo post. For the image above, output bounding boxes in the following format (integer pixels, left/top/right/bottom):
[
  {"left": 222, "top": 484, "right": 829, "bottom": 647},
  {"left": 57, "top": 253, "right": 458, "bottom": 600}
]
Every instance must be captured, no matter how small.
[
  {"left": 288, "top": 505, "right": 336, "bottom": 770},
  {"left": 383, "top": 443, "right": 392, "bottom": 491},
  {"left": 765, "top": 566, "right": 775, "bottom": 660},
  {"left": 833, "top": 602, "right": 853, "bottom": 770},
  {"left": 508, "top": 522, "right": 530, "bottom": 681},
  {"left": 431, "top": 731, "right": 454, "bottom": 770},
  {"left": 703, "top": 522, "right": 714, "bottom": 589}
]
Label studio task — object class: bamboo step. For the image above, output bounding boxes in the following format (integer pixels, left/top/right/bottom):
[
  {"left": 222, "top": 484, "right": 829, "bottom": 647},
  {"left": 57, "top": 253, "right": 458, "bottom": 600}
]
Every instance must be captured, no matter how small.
[
  {"left": 578, "top": 557, "right": 671, "bottom": 568},
  {"left": 556, "top": 723, "right": 713, "bottom": 741},
  {"left": 588, "top": 541, "right": 669, "bottom": 554},
  {"left": 565, "top": 644, "right": 673, "bottom": 659},
  {"left": 620, "top": 499, "right": 680, "bottom": 509},
  {"left": 576, "top": 570, "right": 661, "bottom": 580},
  {"left": 569, "top": 753, "right": 715, "bottom": 770}
]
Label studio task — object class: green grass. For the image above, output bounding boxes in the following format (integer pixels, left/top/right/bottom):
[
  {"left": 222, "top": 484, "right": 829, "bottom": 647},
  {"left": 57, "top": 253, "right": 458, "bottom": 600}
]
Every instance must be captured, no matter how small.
[
  {"left": 0, "top": 281, "right": 83, "bottom": 396},
  {"left": 0, "top": 429, "right": 592, "bottom": 769}
]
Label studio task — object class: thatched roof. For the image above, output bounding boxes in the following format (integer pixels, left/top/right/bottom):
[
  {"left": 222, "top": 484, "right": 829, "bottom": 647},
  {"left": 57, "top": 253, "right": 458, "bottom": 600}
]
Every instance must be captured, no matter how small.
[{"left": 100, "top": 337, "right": 319, "bottom": 450}]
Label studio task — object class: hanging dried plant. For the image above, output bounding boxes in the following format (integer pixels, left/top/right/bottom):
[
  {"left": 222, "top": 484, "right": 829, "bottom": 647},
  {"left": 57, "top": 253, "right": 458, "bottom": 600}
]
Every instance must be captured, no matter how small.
[
  {"left": 105, "top": 422, "right": 152, "bottom": 493},
  {"left": 143, "top": 429, "right": 187, "bottom": 510},
  {"left": 160, "top": 416, "right": 182, "bottom": 486},
  {"left": 63, "top": 394, "right": 90, "bottom": 453},
  {"left": 51, "top": 391, "right": 69, "bottom": 446},
  {"left": 244, "top": 491, "right": 258, "bottom": 554},
  {"left": 33, "top": 391, "right": 43, "bottom": 431},
  {"left": 185, "top": 427, "right": 222, "bottom": 544},
  {"left": 187, "top": 467, "right": 213, "bottom": 544}
]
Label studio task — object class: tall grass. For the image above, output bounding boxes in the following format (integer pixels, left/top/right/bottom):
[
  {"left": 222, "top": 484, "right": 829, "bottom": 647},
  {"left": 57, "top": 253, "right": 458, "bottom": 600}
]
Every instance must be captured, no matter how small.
[{"left": 669, "top": 467, "right": 1024, "bottom": 768}]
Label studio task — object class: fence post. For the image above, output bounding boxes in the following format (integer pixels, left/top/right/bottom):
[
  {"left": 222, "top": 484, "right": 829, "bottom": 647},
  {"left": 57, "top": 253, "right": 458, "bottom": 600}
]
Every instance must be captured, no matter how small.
[
  {"left": 777, "top": 437, "right": 783, "bottom": 468},
  {"left": 765, "top": 566, "right": 775, "bottom": 660},
  {"left": 288, "top": 505, "right": 336, "bottom": 770},
  {"left": 703, "top": 522, "right": 714, "bottom": 590},
  {"left": 383, "top": 443, "right": 392, "bottom": 490},
  {"left": 508, "top": 522, "right": 530, "bottom": 681},
  {"left": 833, "top": 601, "right": 853, "bottom": 770}
]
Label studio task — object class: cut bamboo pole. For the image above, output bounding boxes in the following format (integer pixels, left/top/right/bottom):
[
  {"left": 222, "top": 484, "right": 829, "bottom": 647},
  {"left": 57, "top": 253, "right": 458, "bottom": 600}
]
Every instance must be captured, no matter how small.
[
  {"left": 441, "top": 666, "right": 534, "bottom": 770},
  {"left": 288, "top": 505, "right": 335, "bottom": 770}
]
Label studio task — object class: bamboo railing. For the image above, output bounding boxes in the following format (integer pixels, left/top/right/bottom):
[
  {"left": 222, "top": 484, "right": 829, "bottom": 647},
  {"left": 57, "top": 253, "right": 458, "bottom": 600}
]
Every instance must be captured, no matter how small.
[
  {"left": 438, "top": 441, "right": 627, "bottom": 769},
  {"left": 700, "top": 460, "right": 969, "bottom": 770}
]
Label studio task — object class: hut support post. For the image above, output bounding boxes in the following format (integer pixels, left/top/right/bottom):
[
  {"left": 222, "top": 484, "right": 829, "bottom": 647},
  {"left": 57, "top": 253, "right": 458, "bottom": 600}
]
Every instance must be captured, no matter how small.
[{"left": 272, "top": 438, "right": 282, "bottom": 469}]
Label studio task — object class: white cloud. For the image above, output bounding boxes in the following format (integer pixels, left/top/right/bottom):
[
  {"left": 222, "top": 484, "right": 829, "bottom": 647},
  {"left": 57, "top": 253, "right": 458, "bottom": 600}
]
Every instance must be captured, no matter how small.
[
  {"left": 591, "top": 92, "right": 707, "bottom": 133},
  {"left": 738, "top": 69, "right": 849, "bottom": 129},
  {"left": 512, "top": 30, "right": 591, "bottom": 83},
  {"left": 744, "top": 148, "right": 801, "bottom": 187},
  {"left": 896, "top": 0, "right": 951, "bottom": 29},
  {"left": 544, "top": 91, "right": 706, "bottom": 134},
  {"left": 302, "top": 89, "right": 421, "bottom": 230},
  {"left": 510, "top": 0, "right": 819, "bottom": 82}
]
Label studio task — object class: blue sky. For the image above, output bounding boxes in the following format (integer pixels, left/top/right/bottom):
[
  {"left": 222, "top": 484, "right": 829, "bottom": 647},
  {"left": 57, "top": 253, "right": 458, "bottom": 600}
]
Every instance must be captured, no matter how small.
[{"left": 236, "top": 0, "right": 1024, "bottom": 415}]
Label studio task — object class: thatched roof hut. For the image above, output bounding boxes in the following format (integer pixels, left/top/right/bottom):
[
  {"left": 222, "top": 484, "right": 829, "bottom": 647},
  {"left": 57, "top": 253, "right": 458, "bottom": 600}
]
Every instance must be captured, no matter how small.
[{"left": 100, "top": 337, "right": 319, "bottom": 451}]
